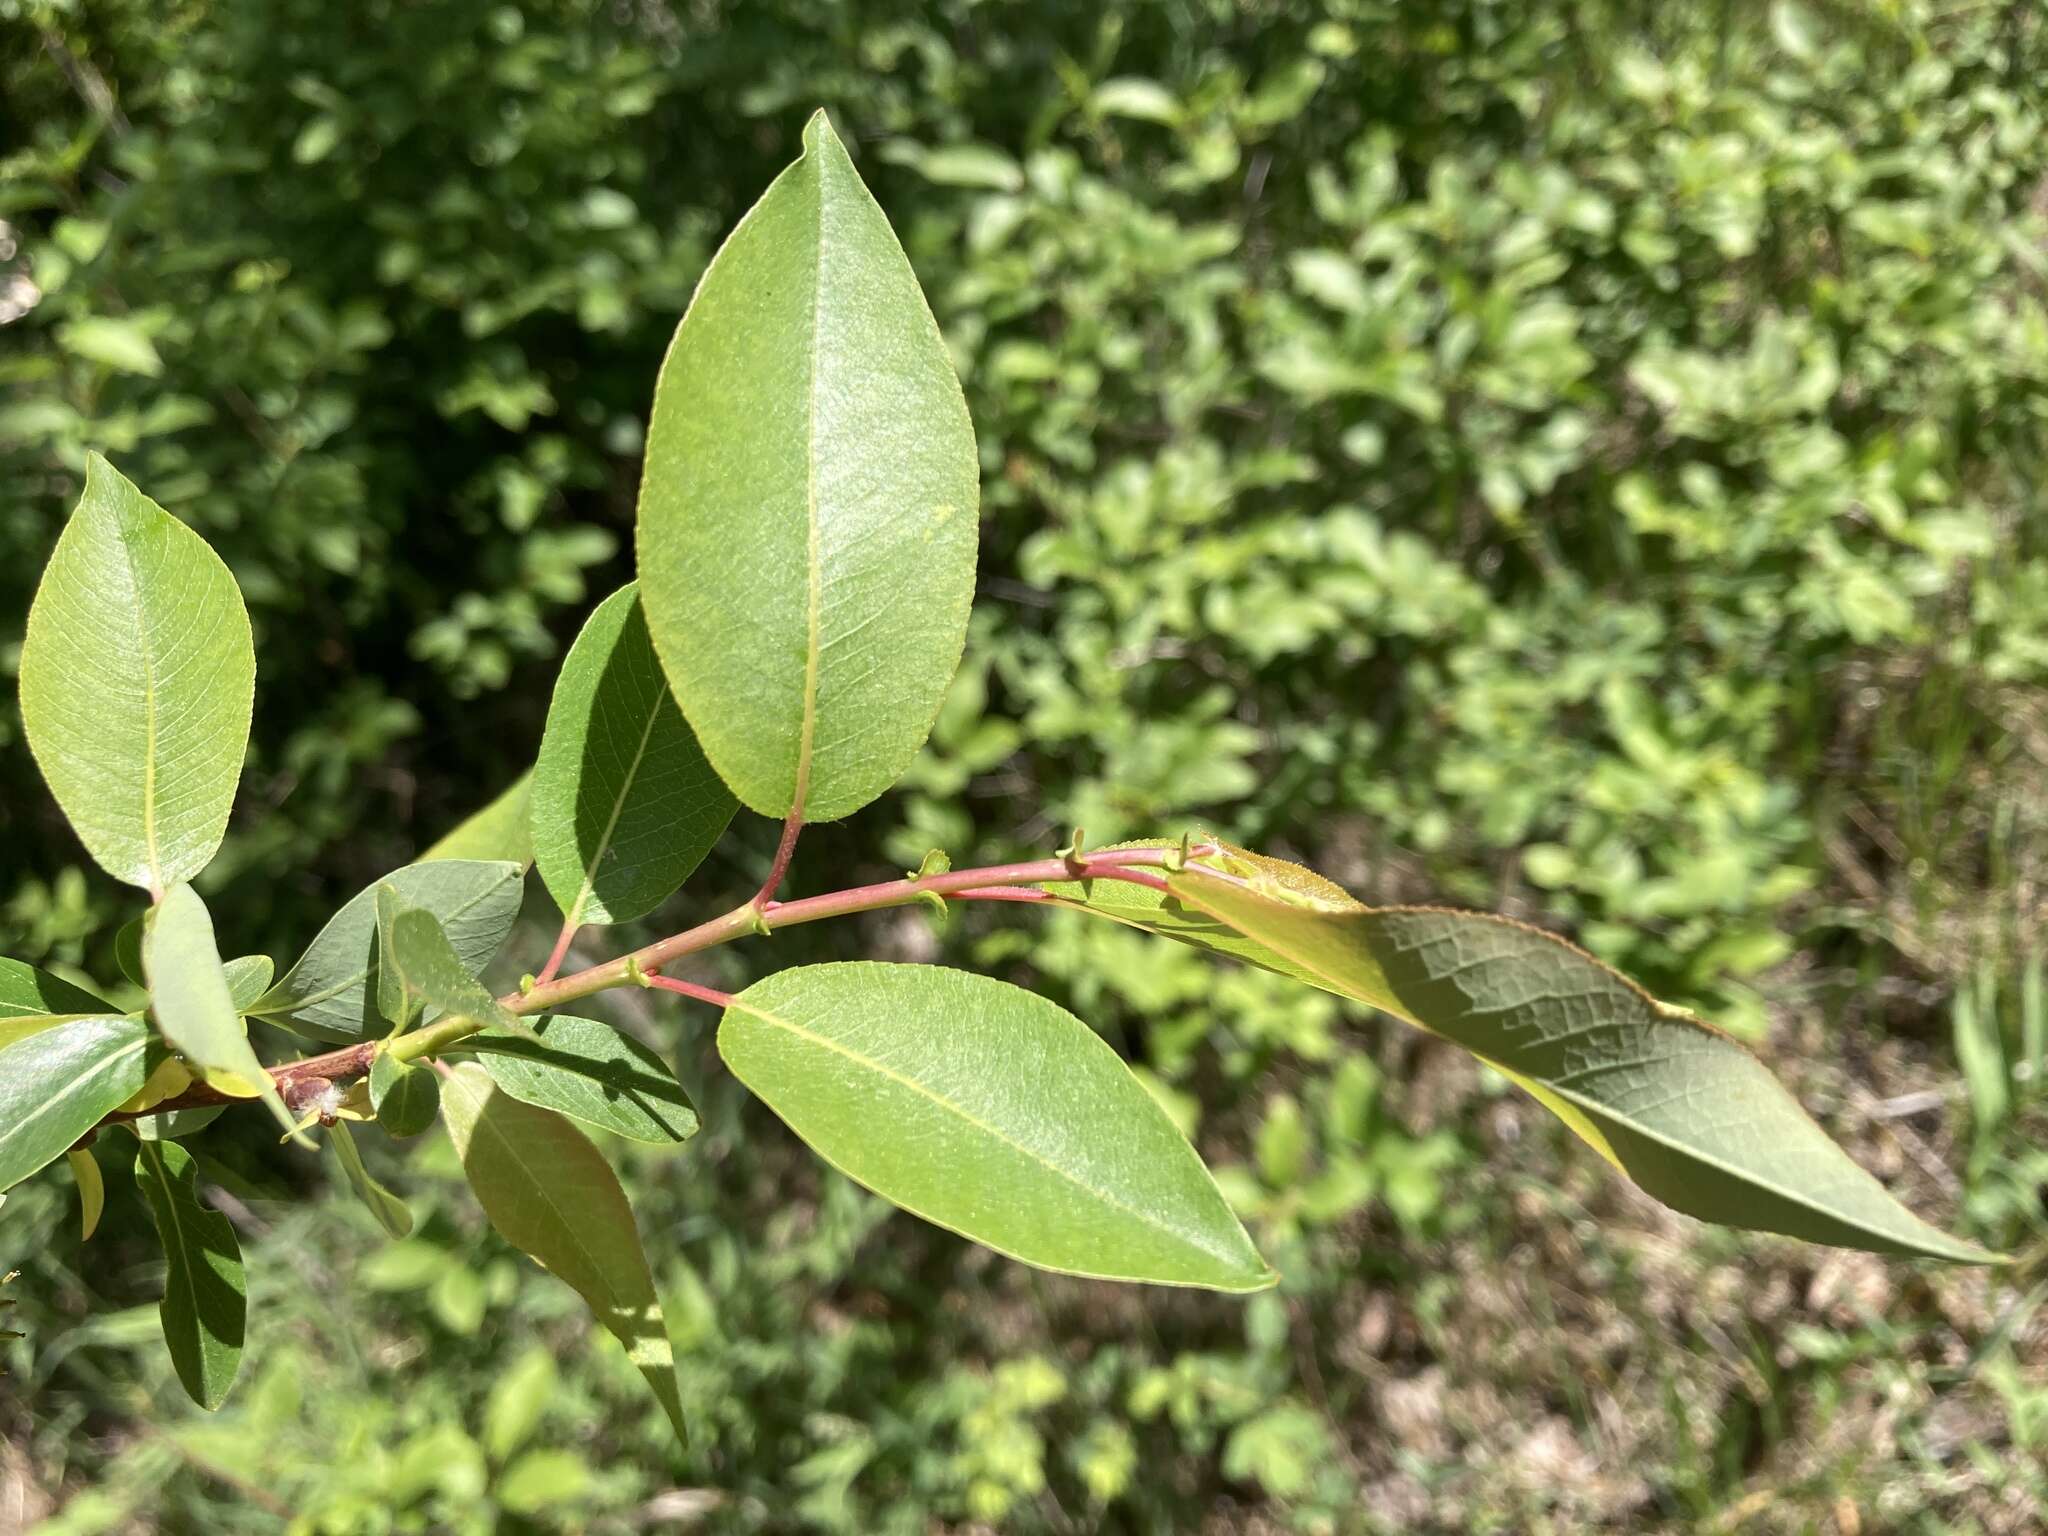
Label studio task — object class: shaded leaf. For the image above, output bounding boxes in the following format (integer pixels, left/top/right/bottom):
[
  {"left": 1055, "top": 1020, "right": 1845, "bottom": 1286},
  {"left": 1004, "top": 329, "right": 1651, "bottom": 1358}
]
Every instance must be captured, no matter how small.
[
  {"left": 369, "top": 1051, "right": 441, "bottom": 1138},
  {"left": 0, "top": 957, "right": 110, "bottom": 1021},
  {"left": 20, "top": 454, "right": 254, "bottom": 891},
  {"left": 469, "top": 1015, "right": 697, "bottom": 1144},
  {"left": 638, "top": 111, "right": 978, "bottom": 822},
  {"left": 328, "top": 1121, "right": 413, "bottom": 1238},
  {"left": 719, "top": 962, "right": 1272, "bottom": 1290},
  {"left": 254, "top": 861, "right": 524, "bottom": 1043},
  {"left": 531, "top": 583, "right": 735, "bottom": 927},
  {"left": 440, "top": 1064, "right": 686, "bottom": 1444},
  {"left": 134, "top": 1138, "right": 245, "bottom": 1410},
  {"left": 378, "top": 901, "right": 526, "bottom": 1036}
]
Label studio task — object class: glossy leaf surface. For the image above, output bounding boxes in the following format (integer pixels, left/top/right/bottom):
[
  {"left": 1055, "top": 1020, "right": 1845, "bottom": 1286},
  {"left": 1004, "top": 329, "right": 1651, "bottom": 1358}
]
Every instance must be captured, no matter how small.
[
  {"left": 440, "top": 1064, "right": 686, "bottom": 1444},
  {"left": 254, "top": 861, "right": 524, "bottom": 1043},
  {"left": 719, "top": 962, "right": 1272, "bottom": 1290},
  {"left": 531, "top": 583, "right": 734, "bottom": 926},
  {"left": 135, "top": 1138, "right": 245, "bottom": 1410},
  {"left": 637, "top": 112, "right": 978, "bottom": 822},
  {"left": 0, "top": 957, "right": 110, "bottom": 1021},
  {"left": 0, "top": 1016, "right": 153, "bottom": 1191},
  {"left": 469, "top": 1015, "right": 697, "bottom": 1145},
  {"left": 19, "top": 454, "right": 254, "bottom": 890}
]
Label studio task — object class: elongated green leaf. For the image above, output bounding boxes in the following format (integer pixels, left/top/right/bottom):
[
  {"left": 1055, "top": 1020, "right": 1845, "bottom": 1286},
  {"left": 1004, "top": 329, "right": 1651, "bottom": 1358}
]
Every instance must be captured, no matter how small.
[
  {"left": 68, "top": 1147, "right": 105, "bottom": 1241},
  {"left": 469, "top": 1015, "right": 698, "bottom": 1144},
  {"left": 0, "top": 957, "right": 110, "bottom": 1021},
  {"left": 134, "top": 1105, "right": 226, "bottom": 1142},
  {"left": 719, "top": 962, "right": 1272, "bottom": 1290},
  {"left": 532, "top": 584, "right": 735, "bottom": 927},
  {"left": 135, "top": 1138, "right": 245, "bottom": 1410},
  {"left": 328, "top": 1121, "right": 413, "bottom": 1237},
  {"left": 145, "top": 884, "right": 302, "bottom": 1141},
  {"left": 637, "top": 111, "right": 979, "bottom": 822},
  {"left": 369, "top": 1051, "right": 441, "bottom": 1138},
  {"left": 222, "top": 955, "right": 273, "bottom": 1013},
  {"left": 1141, "top": 851, "right": 1992, "bottom": 1263},
  {"left": 440, "top": 1063, "right": 686, "bottom": 1444},
  {"left": 380, "top": 902, "right": 526, "bottom": 1035},
  {"left": 254, "top": 861, "right": 525, "bottom": 1042},
  {"left": 0, "top": 1016, "right": 154, "bottom": 1191},
  {"left": 422, "top": 769, "right": 535, "bottom": 867},
  {"left": 19, "top": 454, "right": 255, "bottom": 891}
]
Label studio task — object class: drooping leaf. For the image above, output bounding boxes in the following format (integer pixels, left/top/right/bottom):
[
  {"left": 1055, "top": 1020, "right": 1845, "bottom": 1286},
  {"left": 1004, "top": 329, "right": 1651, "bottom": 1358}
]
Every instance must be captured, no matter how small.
[
  {"left": 637, "top": 111, "right": 979, "bottom": 823},
  {"left": 67, "top": 1147, "right": 105, "bottom": 1241},
  {"left": 378, "top": 902, "right": 526, "bottom": 1036},
  {"left": 19, "top": 454, "right": 255, "bottom": 891},
  {"left": 718, "top": 962, "right": 1272, "bottom": 1290},
  {"left": 254, "top": 861, "right": 525, "bottom": 1043},
  {"left": 145, "top": 884, "right": 302, "bottom": 1142},
  {"left": 531, "top": 583, "right": 735, "bottom": 927},
  {"left": 439, "top": 1064, "right": 687, "bottom": 1444},
  {"left": 0, "top": 957, "right": 111, "bottom": 1021},
  {"left": 0, "top": 1017, "right": 155, "bottom": 1191},
  {"left": 369, "top": 1051, "right": 441, "bottom": 1138},
  {"left": 422, "top": 769, "right": 535, "bottom": 867},
  {"left": 1137, "top": 850, "right": 1993, "bottom": 1263},
  {"left": 328, "top": 1121, "right": 413, "bottom": 1238},
  {"left": 134, "top": 1138, "right": 245, "bottom": 1411},
  {"left": 468, "top": 1015, "right": 698, "bottom": 1145}
]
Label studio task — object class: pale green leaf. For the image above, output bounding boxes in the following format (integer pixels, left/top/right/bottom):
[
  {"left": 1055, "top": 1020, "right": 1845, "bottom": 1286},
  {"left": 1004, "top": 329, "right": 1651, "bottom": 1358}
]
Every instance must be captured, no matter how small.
[
  {"left": 134, "top": 1138, "right": 245, "bottom": 1411},
  {"left": 719, "top": 962, "right": 1272, "bottom": 1290},
  {"left": 637, "top": 111, "right": 979, "bottom": 822},
  {"left": 20, "top": 454, "right": 255, "bottom": 891},
  {"left": 254, "top": 861, "right": 525, "bottom": 1042},
  {"left": 0, "top": 1017, "right": 153, "bottom": 1191},
  {"left": 328, "top": 1121, "right": 413, "bottom": 1238},
  {"left": 1122, "top": 849, "right": 1994, "bottom": 1263},
  {"left": 57, "top": 316, "right": 164, "bottom": 376},
  {"left": 222, "top": 955, "right": 273, "bottom": 1013},
  {"left": 369, "top": 1050, "right": 441, "bottom": 1138},
  {"left": 379, "top": 901, "right": 526, "bottom": 1036},
  {"left": 468, "top": 1015, "right": 698, "bottom": 1144},
  {"left": 531, "top": 583, "right": 735, "bottom": 927},
  {"left": 440, "top": 1063, "right": 687, "bottom": 1445},
  {"left": 145, "top": 885, "right": 303, "bottom": 1142},
  {"left": 484, "top": 1346, "right": 559, "bottom": 1461},
  {"left": 68, "top": 1147, "right": 105, "bottom": 1241},
  {"left": 422, "top": 770, "right": 535, "bottom": 867}
]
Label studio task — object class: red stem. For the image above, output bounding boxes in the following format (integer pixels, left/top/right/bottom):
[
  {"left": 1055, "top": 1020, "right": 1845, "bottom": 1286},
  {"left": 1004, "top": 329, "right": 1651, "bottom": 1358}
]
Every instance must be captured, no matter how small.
[
  {"left": 533, "top": 921, "right": 578, "bottom": 987},
  {"left": 756, "top": 807, "right": 803, "bottom": 906},
  {"left": 643, "top": 974, "right": 735, "bottom": 1007}
]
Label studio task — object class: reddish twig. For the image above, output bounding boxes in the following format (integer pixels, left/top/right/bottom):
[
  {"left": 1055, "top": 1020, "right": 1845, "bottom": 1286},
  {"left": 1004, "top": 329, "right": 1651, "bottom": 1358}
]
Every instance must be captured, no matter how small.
[
  {"left": 643, "top": 974, "right": 735, "bottom": 1008},
  {"left": 756, "top": 807, "right": 804, "bottom": 907}
]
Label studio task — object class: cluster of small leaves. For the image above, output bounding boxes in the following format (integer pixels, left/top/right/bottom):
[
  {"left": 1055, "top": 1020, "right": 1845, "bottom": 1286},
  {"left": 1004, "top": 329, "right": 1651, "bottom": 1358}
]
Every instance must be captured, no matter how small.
[{"left": 0, "top": 90, "right": 2001, "bottom": 1456}]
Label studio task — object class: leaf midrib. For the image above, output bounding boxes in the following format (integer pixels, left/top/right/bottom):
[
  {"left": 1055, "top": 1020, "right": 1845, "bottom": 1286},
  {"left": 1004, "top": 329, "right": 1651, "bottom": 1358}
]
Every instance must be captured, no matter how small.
[
  {"left": 567, "top": 687, "right": 667, "bottom": 928},
  {"left": 1173, "top": 876, "right": 1965, "bottom": 1253},
  {"left": 726, "top": 996, "right": 1239, "bottom": 1271}
]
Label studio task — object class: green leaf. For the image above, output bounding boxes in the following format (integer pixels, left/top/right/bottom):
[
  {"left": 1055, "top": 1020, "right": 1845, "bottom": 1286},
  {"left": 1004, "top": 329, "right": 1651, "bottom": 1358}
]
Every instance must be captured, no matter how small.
[
  {"left": 68, "top": 1147, "right": 105, "bottom": 1241},
  {"left": 1145, "top": 851, "right": 1994, "bottom": 1263},
  {"left": 328, "top": 1121, "right": 413, "bottom": 1238},
  {"left": 134, "top": 1138, "right": 245, "bottom": 1411},
  {"left": 468, "top": 1015, "right": 698, "bottom": 1145},
  {"left": 0, "top": 1017, "right": 153, "bottom": 1191},
  {"left": 222, "top": 955, "right": 273, "bottom": 1013},
  {"left": 531, "top": 583, "right": 735, "bottom": 927},
  {"left": 57, "top": 316, "right": 164, "bottom": 376},
  {"left": 484, "top": 1346, "right": 559, "bottom": 1461},
  {"left": 718, "top": 962, "right": 1272, "bottom": 1291},
  {"left": 378, "top": 900, "right": 526, "bottom": 1036},
  {"left": 20, "top": 454, "right": 255, "bottom": 891},
  {"left": 145, "top": 884, "right": 303, "bottom": 1142},
  {"left": 422, "top": 770, "right": 535, "bottom": 867},
  {"left": 498, "top": 1448, "right": 593, "bottom": 1514},
  {"left": 134, "top": 1105, "right": 226, "bottom": 1142},
  {"left": 637, "top": 111, "right": 979, "bottom": 823},
  {"left": 254, "top": 861, "right": 525, "bottom": 1043},
  {"left": 0, "top": 957, "right": 111, "bottom": 1021},
  {"left": 369, "top": 1051, "right": 441, "bottom": 1138},
  {"left": 439, "top": 1063, "right": 687, "bottom": 1445}
]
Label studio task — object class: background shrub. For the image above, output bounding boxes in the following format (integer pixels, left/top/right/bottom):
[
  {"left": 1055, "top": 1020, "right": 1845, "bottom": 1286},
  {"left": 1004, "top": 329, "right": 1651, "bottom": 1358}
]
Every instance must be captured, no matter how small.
[{"left": 4, "top": 1, "right": 2046, "bottom": 1530}]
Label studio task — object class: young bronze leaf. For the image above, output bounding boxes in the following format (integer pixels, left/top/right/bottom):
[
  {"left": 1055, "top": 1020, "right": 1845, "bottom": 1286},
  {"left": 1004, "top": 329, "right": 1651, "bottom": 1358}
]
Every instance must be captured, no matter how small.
[
  {"left": 145, "top": 884, "right": 302, "bottom": 1142},
  {"left": 637, "top": 111, "right": 979, "bottom": 823},
  {"left": 254, "top": 861, "right": 525, "bottom": 1043},
  {"left": 422, "top": 769, "right": 535, "bottom": 867},
  {"left": 1150, "top": 855, "right": 1994, "bottom": 1263},
  {"left": 468, "top": 1015, "right": 698, "bottom": 1145},
  {"left": 19, "top": 454, "right": 255, "bottom": 892},
  {"left": 0, "top": 1016, "right": 154, "bottom": 1191},
  {"left": 440, "top": 1063, "right": 687, "bottom": 1445},
  {"left": 531, "top": 583, "right": 735, "bottom": 927},
  {"left": 134, "top": 1139, "right": 245, "bottom": 1411},
  {"left": 718, "top": 962, "right": 1272, "bottom": 1291}
]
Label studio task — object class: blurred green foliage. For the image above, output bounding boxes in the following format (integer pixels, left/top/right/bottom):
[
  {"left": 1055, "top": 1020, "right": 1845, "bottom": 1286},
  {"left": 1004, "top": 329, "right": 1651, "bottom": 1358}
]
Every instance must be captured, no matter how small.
[{"left": 4, "top": 0, "right": 2047, "bottom": 1530}]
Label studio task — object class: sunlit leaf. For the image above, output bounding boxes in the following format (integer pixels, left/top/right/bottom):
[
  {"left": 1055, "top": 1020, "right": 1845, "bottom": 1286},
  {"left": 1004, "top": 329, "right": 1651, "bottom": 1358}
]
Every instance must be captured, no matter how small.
[
  {"left": 0, "top": 1017, "right": 155, "bottom": 1191},
  {"left": 468, "top": 1015, "right": 697, "bottom": 1145}
]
